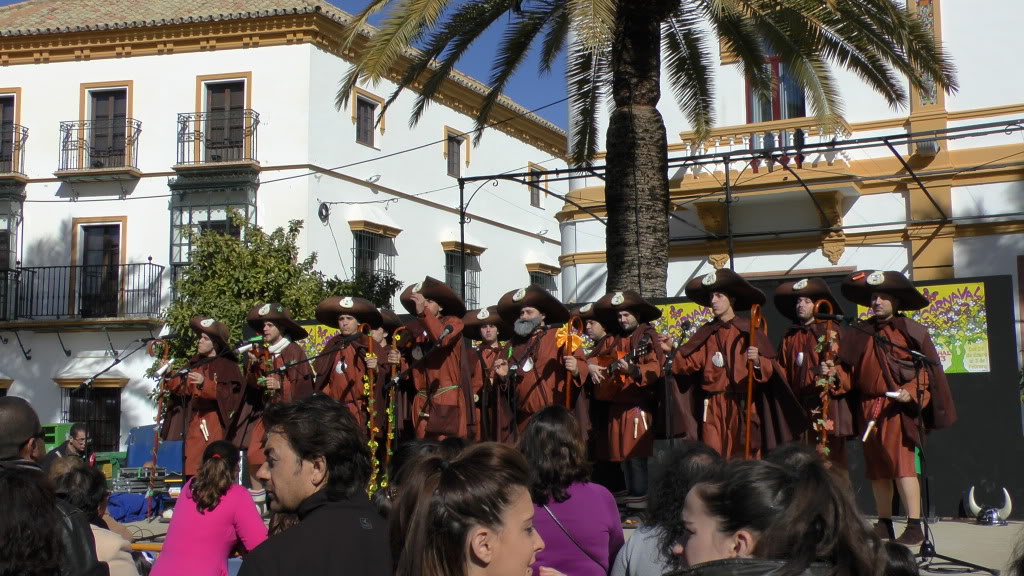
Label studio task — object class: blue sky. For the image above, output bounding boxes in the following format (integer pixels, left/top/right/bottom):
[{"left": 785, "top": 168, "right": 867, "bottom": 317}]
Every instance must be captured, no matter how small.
[{"left": 0, "top": 0, "right": 570, "bottom": 130}]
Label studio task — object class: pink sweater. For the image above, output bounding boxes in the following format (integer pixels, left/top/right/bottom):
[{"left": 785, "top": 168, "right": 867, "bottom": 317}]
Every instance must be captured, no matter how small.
[{"left": 152, "top": 480, "right": 268, "bottom": 576}]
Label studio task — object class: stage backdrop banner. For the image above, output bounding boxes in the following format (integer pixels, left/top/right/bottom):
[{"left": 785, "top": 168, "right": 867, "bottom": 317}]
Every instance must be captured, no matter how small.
[
  {"left": 856, "top": 282, "right": 989, "bottom": 374},
  {"left": 651, "top": 301, "right": 714, "bottom": 346},
  {"left": 300, "top": 323, "right": 340, "bottom": 362}
]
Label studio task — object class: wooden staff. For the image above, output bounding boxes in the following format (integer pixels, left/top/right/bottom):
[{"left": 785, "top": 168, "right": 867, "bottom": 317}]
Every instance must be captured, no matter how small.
[
  {"left": 359, "top": 323, "right": 380, "bottom": 492},
  {"left": 384, "top": 326, "right": 405, "bottom": 479},
  {"left": 745, "top": 304, "right": 763, "bottom": 459},
  {"left": 813, "top": 299, "right": 836, "bottom": 455},
  {"left": 147, "top": 339, "right": 171, "bottom": 518},
  {"left": 563, "top": 315, "right": 584, "bottom": 408}
]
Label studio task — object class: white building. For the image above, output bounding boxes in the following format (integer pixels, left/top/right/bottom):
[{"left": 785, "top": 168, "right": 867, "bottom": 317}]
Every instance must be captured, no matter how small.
[
  {"left": 561, "top": 0, "right": 1024, "bottom": 307},
  {"left": 0, "top": 0, "right": 567, "bottom": 451}
]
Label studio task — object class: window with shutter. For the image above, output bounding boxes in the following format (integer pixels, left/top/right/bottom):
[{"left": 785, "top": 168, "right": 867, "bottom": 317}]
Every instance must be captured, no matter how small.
[
  {"left": 205, "top": 81, "right": 246, "bottom": 162},
  {"left": 356, "top": 98, "right": 376, "bottom": 147},
  {"left": 89, "top": 89, "right": 127, "bottom": 168}
]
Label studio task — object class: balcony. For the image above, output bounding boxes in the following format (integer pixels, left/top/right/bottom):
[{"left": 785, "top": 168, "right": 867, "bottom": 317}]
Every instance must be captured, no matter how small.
[
  {"left": 0, "top": 262, "right": 164, "bottom": 330},
  {"left": 54, "top": 119, "right": 142, "bottom": 181},
  {"left": 174, "top": 110, "right": 260, "bottom": 169},
  {"left": 0, "top": 124, "right": 29, "bottom": 182}
]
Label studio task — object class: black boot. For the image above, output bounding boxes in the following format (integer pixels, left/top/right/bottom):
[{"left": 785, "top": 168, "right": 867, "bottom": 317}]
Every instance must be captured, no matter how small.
[{"left": 873, "top": 517, "right": 896, "bottom": 540}]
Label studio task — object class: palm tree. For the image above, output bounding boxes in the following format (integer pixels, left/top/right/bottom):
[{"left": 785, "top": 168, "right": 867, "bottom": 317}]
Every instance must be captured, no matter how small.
[{"left": 335, "top": 0, "right": 956, "bottom": 297}]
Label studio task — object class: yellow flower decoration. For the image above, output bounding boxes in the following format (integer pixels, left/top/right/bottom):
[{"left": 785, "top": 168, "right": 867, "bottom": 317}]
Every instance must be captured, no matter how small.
[{"left": 555, "top": 325, "right": 583, "bottom": 353}]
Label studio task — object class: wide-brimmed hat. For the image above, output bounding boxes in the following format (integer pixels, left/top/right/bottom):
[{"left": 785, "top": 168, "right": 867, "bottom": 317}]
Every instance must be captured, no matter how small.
[
  {"left": 497, "top": 285, "right": 569, "bottom": 325},
  {"left": 773, "top": 278, "right": 844, "bottom": 323},
  {"left": 399, "top": 276, "right": 466, "bottom": 318},
  {"left": 685, "top": 269, "right": 766, "bottom": 312},
  {"left": 246, "top": 303, "right": 309, "bottom": 341},
  {"left": 594, "top": 290, "right": 662, "bottom": 325},
  {"left": 840, "top": 270, "right": 930, "bottom": 311},
  {"left": 315, "top": 296, "right": 383, "bottom": 329},
  {"left": 463, "top": 306, "right": 512, "bottom": 341},
  {"left": 189, "top": 316, "right": 231, "bottom": 351},
  {"left": 379, "top": 309, "right": 405, "bottom": 334}
]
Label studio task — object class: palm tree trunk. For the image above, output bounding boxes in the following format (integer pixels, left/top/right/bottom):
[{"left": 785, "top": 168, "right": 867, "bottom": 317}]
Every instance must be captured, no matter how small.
[{"left": 604, "top": 1, "right": 674, "bottom": 298}]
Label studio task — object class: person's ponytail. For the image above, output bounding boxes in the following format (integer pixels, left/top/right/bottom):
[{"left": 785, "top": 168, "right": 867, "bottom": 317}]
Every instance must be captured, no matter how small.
[{"left": 191, "top": 440, "right": 239, "bottom": 514}]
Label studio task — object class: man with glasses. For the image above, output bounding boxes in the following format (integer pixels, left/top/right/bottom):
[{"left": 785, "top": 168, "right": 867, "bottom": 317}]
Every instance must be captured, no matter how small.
[
  {"left": 0, "top": 396, "right": 104, "bottom": 576},
  {"left": 42, "top": 422, "right": 89, "bottom": 472}
]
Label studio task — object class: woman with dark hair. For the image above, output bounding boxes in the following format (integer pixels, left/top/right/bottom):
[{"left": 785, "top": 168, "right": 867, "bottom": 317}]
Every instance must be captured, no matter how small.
[
  {"left": 372, "top": 438, "right": 441, "bottom": 521},
  {"left": 152, "top": 441, "right": 267, "bottom": 576},
  {"left": 611, "top": 442, "right": 721, "bottom": 576},
  {"left": 672, "top": 458, "right": 883, "bottom": 576},
  {"left": 54, "top": 465, "right": 138, "bottom": 576},
  {"left": 518, "top": 405, "right": 624, "bottom": 576},
  {"left": 393, "top": 442, "right": 544, "bottom": 576},
  {"left": 0, "top": 465, "right": 62, "bottom": 576},
  {"left": 883, "top": 541, "right": 919, "bottom": 576}
]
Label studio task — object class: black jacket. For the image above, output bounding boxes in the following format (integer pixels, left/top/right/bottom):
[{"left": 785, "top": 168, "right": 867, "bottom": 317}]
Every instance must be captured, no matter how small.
[
  {"left": 666, "top": 558, "right": 834, "bottom": 576},
  {"left": 41, "top": 440, "right": 86, "bottom": 473},
  {"left": 238, "top": 490, "right": 391, "bottom": 576},
  {"left": 0, "top": 459, "right": 107, "bottom": 576}
]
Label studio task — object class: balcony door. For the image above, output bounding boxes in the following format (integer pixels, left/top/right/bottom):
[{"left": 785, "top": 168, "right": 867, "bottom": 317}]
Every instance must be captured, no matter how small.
[
  {"left": 80, "top": 224, "right": 120, "bottom": 318},
  {"left": 0, "top": 96, "right": 14, "bottom": 173},
  {"left": 89, "top": 89, "right": 127, "bottom": 169},
  {"left": 205, "top": 81, "right": 245, "bottom": 162}
]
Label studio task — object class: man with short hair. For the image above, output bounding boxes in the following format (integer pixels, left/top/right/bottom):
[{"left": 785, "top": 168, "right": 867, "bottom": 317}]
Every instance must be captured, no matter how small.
[
  {"left": 238, "top": 395, "right": 391, "bottom": 576},
  {"left": 0, "top": 396, "right": 103, "bottom": 576},
  {"left": 42, "top": 422, "right": 89, "bottom": 473},
  {"left": 836, "top": 270, "right": 956, "bottom": 546}
]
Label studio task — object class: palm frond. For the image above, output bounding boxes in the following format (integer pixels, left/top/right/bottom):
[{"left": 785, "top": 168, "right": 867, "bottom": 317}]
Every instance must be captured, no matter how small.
[
  {"left": 701, "top": 1, "right": 771, "bottom": 100},
  {"left": 359, "top": 0, "right": 452, "bottom": 86},
  {"left": 474, "top": 6, "right": 555, "bottom": 145},
  {"left": 663, "top": 5, "right": 716, "bottom": 143},
  {"left": 539, "top": 3, "right": 570, "bottom": 75},
  {"left": 567, "top": 44, "right": 610, "bottom": 164},
  {"left": 382, "top": 0, "right": 517, "bottom": 127},
  {"left": 567, "top": 0, "right": 617, "bottom": 51},
  {"left": 337, "top": 0, "right": 394, "bottom": 53}
]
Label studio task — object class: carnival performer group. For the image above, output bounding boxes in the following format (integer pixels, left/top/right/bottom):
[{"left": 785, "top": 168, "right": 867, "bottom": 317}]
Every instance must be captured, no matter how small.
[{"left": 155, "top": 268, "right": 955, "bottom": 547}]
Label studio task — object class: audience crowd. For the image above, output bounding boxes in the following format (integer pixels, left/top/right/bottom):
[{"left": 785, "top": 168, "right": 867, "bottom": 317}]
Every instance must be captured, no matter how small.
[{"left": 2, "top": 394, "right": 1021, "bottom": 576}]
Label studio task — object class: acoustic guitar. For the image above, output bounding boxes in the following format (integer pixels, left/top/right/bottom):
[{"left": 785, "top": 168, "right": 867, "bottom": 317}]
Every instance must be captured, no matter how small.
[{"left": 592, "top": 336, "right": 652, "bottom": 402}]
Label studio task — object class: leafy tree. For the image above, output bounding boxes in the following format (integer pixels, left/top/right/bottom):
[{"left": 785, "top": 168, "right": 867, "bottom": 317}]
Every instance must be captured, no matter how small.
[
  {"left": 336, "top": 0, "right": 956, "bottom": 296},
  {"left": 158, "top": 214, "right": 402, "bottom": 366}
]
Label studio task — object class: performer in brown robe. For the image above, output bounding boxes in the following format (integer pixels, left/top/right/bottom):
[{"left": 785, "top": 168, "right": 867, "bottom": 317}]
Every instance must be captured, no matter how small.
[
  {"left": 774, "top": 278, "right": 853, "bottom": 469},
  {"left": 463, "top": 306, "right": 511, "bottom": 441},
  {"left": 673, "top": 269, "right": 803, "bottom": 460},
  {"left": 236, "top": 303, "right": 313, "bottom": 483},
  {"left": 591, "top": 291, "right": 664, "bottom": 509},
  {"left": 388, "top": 276, "right": 470, "bottom": 439},
  {"left": 573, "top": 302, "right": 624, "bottom": 498},
  {"left": 493, "top": 285, "right": 589, "bottom": 437},
  {"left": 312, "top": 296, "right": 383, "bottom": 429},
  {"left": 836, "top": 270, "right": 957, "bottom": 546},
  {"left": 161, "top": 317, "right": 243, "bottom": 477}
]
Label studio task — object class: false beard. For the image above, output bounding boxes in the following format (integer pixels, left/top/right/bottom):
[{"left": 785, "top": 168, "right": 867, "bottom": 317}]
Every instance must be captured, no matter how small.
[{"left": 513, "top": 316, "right": 543, "bottom": 337}]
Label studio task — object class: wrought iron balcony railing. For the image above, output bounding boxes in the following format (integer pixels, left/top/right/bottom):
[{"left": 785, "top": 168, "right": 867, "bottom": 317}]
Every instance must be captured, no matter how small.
[
  {"left": 0, "top": 262, "right": 163, "bottom": 322},
  {"left": 57, "top": 119, "right": 142, "bottom": 172},
  {"left": 176, "top": 110, "right": 260, "bottom": 166},
  {"left": 0, "top": 124, "right": 28, "bottom": 175}
]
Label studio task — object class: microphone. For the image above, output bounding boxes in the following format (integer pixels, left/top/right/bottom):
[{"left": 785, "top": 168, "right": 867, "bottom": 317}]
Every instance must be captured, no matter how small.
[
  {"left": 437, "top": 325, "right": 454, "bottom": 343},
  {"left": 813, "top": 313, "right": 856, "bottom": 323},
  {"left": 137, "top": 335, "right": 179, "bottom": 343},
  {"left": 233, "top": 336, "right": 265, "bottom": 355}
]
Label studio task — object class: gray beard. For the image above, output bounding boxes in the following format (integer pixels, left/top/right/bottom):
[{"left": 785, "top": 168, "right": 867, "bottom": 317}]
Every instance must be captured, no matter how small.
[{"left": 514, "top": 316, "right": 543, "bottom": 337}]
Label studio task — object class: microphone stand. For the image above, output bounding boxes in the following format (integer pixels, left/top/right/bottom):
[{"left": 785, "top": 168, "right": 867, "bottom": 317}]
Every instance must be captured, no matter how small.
[{"left": 840, "top": 317, "right": 997, "bottom": 575}]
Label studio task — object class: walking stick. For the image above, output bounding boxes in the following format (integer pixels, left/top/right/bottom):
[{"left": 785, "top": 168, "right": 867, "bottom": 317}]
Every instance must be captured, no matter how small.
[
  {"left": 560, "top": 316, "right": 584, "bottom": 408},
  {"left": 745, "top": 305, "right": 763, "bottom": 459},
  {"left": 359, "top": 323, "right": 381, "bottom": 494},
  {"left": 813, "top": 299, "right": 837, "bottom": 457},
  {"left": 147, "top": 339, "right": 171, "bottom": 518},
  {"left": 383, "top": 326, "right": 405, "bottom": 489}
]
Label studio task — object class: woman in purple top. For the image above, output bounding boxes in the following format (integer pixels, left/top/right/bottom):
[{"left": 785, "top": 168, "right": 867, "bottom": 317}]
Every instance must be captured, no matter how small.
[
  {"left": 520, "top": 405, "right": 625, "bottom": 576},
  {"left": 153, "top": 441, "right": 268, "bottom": 576}
]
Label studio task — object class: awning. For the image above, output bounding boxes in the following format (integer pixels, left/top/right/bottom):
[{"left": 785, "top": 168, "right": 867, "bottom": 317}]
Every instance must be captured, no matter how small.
[
  {"left": 347, "top": 204, "right": 402, "bottom": 238},
  {"left": 53, "top": 351, "right": 130, "bottom": 388}
]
